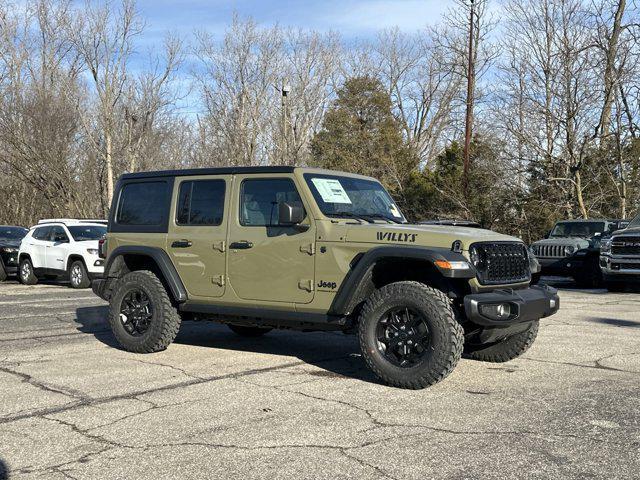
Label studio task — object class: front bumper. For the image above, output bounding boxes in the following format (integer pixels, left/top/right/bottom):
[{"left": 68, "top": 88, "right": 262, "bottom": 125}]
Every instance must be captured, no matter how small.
[
  {"left": 600, "top": 255, "right": 640, "bottom": 281},
  {"left": 538, "top": 256, "right": 585, "bottom": 275},
  {"left": 0, "top": 252, "right": 19, "bottom": 275},
  {"left": 464, "top": 285, "right": 560, "bottom": 326}
]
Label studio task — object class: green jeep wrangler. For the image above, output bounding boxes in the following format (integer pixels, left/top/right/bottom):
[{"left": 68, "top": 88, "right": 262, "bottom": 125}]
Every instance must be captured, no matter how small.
[{"left": 92, "top": 167, "right": 559, "bottom": 389}]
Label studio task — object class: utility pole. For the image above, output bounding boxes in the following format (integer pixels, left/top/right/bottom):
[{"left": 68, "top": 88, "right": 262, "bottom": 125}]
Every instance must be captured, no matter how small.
[
  {"left": 281, "top": 81, "right": 291, "bottom": 165},
  {"left": 463, "top": 0, "right": 475, "bottom": 201}
]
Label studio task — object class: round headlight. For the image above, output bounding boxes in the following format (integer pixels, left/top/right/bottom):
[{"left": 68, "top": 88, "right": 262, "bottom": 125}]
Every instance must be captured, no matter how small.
[
  {"left": 564, "top": 245, "right": 576, "bottom": 255},
  {"left": 469, "top": 245, "right": 486, "bottom": 269}
]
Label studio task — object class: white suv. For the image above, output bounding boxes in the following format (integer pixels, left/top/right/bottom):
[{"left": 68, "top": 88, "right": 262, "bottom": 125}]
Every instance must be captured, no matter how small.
[{"left": 18, "top": 219, "right": 107, "bottom": 289}]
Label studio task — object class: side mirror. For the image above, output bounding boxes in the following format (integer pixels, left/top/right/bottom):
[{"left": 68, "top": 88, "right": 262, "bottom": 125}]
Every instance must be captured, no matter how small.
[
  {"left": 544, "top": 230, "right": 551, "bottom": 239},
  {"left": 278, "top": 201, "right": 305, "bottom": 226}
]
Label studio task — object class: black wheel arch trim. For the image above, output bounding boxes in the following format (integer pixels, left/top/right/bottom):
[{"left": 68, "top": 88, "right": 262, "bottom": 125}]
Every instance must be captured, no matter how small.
[
  {"left": 104, "top": 246, "right": 188, "bottom": 303},
  {"left": 329, "top": 245, "right": 475, "bottom": 316}
]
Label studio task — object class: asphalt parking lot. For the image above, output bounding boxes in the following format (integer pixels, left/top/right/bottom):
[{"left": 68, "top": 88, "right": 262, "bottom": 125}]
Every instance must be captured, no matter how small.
[{"left": 0, "top": 280, "right": 639, "bottom": 479}]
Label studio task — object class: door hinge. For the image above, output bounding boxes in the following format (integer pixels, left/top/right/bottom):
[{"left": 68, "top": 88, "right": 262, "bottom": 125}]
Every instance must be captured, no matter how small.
[
  {"left": 213, "top": 241, "right": 226, "bottom": 253},
  {"left": 300, "top": 243, "right": 316, "bottom": 255},
  {"left": 298, "top": 279, "right": 314, "bottom": 292},
  {"left": 212, "top": 275, "right": 226, "bottom": 287}
]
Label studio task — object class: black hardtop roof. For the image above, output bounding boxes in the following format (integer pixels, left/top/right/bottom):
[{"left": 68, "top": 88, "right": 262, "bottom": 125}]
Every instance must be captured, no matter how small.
[
  {"left": 555, "top": 219, "right": 622, "bottom": 223},
  {"left": 120, "top": 166, "right": 296, "bottom": 180}
]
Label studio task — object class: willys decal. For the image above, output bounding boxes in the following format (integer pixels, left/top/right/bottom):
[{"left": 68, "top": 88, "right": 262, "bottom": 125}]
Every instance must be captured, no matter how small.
[{"left": 376, "top": 232, "right": 418, "bottom": 243}]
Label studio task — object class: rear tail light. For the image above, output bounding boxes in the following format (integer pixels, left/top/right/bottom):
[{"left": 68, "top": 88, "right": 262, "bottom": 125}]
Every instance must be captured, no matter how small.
[{"left": 98, "top": 238, "right": 106, "bottom": 259}]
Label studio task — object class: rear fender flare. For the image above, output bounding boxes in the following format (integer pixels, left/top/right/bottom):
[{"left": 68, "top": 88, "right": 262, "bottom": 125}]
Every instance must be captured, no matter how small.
[{"left": 105, "top": 246, "right": 187, "bottom": 303}]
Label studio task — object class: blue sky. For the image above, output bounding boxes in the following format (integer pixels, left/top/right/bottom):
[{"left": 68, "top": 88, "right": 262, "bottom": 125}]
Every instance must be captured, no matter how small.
[{"left": 136, "top": 0, "right": 452, "bottom": 44}]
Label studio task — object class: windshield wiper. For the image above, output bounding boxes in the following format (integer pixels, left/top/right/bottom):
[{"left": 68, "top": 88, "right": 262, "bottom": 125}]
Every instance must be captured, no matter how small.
[
  {"left": 359, "top": 213, "right": 403, "bottom": 224},
  {"left": 328, "top": 212, "right": 374, "bottom": 224}
]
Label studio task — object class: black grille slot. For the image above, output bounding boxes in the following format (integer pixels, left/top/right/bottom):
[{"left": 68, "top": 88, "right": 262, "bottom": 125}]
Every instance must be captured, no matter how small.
[
  {"left": 473, "top": 242, "right": 530, "bottom": 285},
  {"left": 611, "top": 237, "right": 640, "bottom": 256}
]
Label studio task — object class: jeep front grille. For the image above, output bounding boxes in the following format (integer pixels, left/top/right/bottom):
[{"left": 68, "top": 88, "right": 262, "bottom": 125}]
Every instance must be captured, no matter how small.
[
  {"left": 472, "top": 242, "right": 530, "bottom": 285},
  {"left": 611, "top": 237, "right": 640, "bottom": 256},
  {"left": 532, "top": 244, "right": 565, "bottom": 258}
]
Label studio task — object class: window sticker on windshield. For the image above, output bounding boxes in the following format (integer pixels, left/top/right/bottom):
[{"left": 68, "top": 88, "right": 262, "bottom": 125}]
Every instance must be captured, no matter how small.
[
  {"left": 389, "top": 204, "right": 402, "bottom": 218},
  {"left": 311, "top": 178, "right": 352, "bottom": 204}
]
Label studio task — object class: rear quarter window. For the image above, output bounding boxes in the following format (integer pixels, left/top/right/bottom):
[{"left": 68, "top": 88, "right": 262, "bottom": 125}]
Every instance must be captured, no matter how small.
[{"left": 111, "top": 180, "right": 172, "bottom": 233}]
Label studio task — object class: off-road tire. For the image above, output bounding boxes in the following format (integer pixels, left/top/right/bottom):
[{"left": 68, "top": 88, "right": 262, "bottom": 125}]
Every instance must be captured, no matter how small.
[
  {"left": 605, "top": 281, "right": 626, "bottom": 293},
  {"left": 18, "top": 258, "right": 38, "bottom": 285},
  {"left": 69, "top": 260, "right": 91, "bottom": 289},
  {"left": 0, "top": 262, "right": 7, "bottom": 282},
  {"left": 109, "top": 270, "right": 181, "bottom": 353},
  {"left": 228, "top": 325, "right": 272, "bottom": 337},
  {"left": 464, "top": 321, "right": 539, "bottom": 362},
  {"left": 358, "top": 281, "right": 464, "bottom": 389}
]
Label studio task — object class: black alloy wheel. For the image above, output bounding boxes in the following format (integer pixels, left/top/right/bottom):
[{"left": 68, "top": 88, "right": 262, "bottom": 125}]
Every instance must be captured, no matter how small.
[
  {"left": 376, "top": 306, "right": 431, "bottom": 368},
  {"left": 119, "top": 288, "right": 153, "bottom": 337}
]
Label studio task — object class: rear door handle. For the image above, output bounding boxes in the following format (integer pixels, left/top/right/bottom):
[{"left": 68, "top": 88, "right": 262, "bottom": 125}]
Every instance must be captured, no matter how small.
[
  {"left": 171, "top": 240, "right": 193, "bottom": 248},
  {"left": 229, "top": 241, "right": 253, "bottom": 250}
]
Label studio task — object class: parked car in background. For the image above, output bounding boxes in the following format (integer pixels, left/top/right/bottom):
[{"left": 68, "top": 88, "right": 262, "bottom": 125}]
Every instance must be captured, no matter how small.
[
  {"left": 419, "top": 219, "right": 482, "bottom": 228},
  {"left": 0, "top": 226, "right": 28, "bottom": 281},
  {"left": 530, "top": 219, "right": 626, "bottom": 288},
  {"left": 18, "top": 219, "right": 107, "bottom": 288},
  {"left": 600, "top": 214, "right": 640, "bottom": 292}
]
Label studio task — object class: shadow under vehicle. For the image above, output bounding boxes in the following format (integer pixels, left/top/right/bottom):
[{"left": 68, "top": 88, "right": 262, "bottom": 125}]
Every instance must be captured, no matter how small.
[{"left": 530, "top": 219, "right": 628, "bottom": 288}]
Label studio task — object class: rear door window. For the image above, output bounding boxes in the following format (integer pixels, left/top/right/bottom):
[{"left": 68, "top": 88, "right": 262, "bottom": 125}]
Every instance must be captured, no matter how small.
[
  {"left": 32, "top": 227, "right": 52, "bottom": 241},
  {"left": 176, "top": 180, "right": 226, "bottom": 226}
]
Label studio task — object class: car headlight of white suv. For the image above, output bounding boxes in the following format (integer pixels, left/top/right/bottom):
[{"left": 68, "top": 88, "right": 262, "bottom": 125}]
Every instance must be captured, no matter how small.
[{"left": 86, "top": 248, "right": 99, "bottom": 255}]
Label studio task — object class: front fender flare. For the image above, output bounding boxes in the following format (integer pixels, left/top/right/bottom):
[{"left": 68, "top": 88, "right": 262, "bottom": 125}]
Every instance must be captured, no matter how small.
[{"left": 328, "top": 245, "right": 475, "bottom": 317}]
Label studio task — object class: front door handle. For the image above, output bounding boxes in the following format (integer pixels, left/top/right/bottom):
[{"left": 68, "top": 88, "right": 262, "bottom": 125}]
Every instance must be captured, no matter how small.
[
  {"left": 229, "top": 241, "right": 254, "bottom": 250},
  {"left": 171, "top": 240, "right": 193, "bottom": 248}
]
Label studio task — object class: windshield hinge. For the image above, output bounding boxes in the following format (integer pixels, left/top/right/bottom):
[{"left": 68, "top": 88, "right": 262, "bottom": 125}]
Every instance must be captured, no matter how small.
[
  {"left": 298, "top": 279, "right": 314, "bottom": 292},
  {"left": 300, "top": 243, "right": 316, "bottom": 255}
]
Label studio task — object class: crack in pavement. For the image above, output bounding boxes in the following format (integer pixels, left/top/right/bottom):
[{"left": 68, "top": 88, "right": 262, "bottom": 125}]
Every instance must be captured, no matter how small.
[
  {"left": 0, "top": 355, "right": 352, "bottom": 426},
  {"left": 125, "top": 357, "right": 206, "bottom": 381},
  {"left": 520, "top": 353, "right": 640, "bottom": 374},
  {"left": 0, "top": 365, "right": 91, "bottom": 402}
]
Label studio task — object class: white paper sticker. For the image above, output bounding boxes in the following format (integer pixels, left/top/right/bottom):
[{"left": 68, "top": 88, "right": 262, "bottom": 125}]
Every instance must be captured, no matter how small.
[
  {"left": 311, "top": 178, "right": 352, "bottom": 204},
  {"left": 389, "top": 204, "right": 402, "bottom": 218}
]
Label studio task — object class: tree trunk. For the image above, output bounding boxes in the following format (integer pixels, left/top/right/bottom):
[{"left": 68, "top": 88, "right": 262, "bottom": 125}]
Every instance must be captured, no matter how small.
[{"left": 105, "top": 132, "right": 114, "bottom": 207}]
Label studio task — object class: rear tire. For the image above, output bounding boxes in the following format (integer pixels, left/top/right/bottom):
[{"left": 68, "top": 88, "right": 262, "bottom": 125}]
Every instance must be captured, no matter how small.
[
  {"left": 464, "top": 321, "right": 539, "bottom": 362},
  {"left": 109, "top": 270, "right": 181, "bottom": 353},
  {"left": 18, "top": 258, "right": 38, "bottom": 285},
  {"left": 228, "top": 325, "right": 272, "bottom": 337},
  {"left": 358, "top": 281, "right": 464, "bottom": 389},
  {"left": 69, "top": 260, "right": 90, "bottom": 289},
  {"left": 0, "top": 262, "right": 7, "bottom": 282}
]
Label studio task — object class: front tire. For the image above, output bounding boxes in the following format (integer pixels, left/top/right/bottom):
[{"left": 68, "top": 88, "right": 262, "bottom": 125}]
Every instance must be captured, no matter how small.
[
  {"left": 464, "top": 321, "right": 539, "bottom": 362},
  {"left": 0, "top": 262, "right": 7, "bottom": 282},
  {"left": 228, "top": 325, "right": 272, "bottom": 337},
  {"left": 109, "top": 270, "right": 181, "bottom": 353},
  {"left": 358, "top": 281, "right": 464, "bottom": 389},
  {"left": 69, "top": 260, "right": 90, "bottom": 289},
  {"left": 19, "top": 258, "right": 38, "bottom": 285}
]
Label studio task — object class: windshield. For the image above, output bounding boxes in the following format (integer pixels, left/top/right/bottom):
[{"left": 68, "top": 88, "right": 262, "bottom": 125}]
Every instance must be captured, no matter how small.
[
  {"left": 304, "top": 174, "right": 405, "bottom": 223},
  {"left": 629, "top": 214, "right": 640, "bottom": 229},
  {"left": 0, "top": 226, "right": 28, "bottom": 240},
  {"left": 67, "top": 225, "right": 107, "bottom": 242},
  {"left": 550, "top": 222, "right": 605, "bottom": 238}
]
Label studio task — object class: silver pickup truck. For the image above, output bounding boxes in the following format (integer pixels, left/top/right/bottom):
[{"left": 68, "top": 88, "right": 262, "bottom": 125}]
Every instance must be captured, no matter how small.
[{"left": 600, "top": 213, "right": 640, "bottom": 292}]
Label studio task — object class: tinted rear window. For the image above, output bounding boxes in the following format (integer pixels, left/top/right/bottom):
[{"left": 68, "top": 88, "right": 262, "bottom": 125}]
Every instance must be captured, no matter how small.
[
  {"left": 176, "top": 180, "right": 226, "bottom": 226},
  {"left": 116, "top": 182, "right": 169, "bottom": 226}
]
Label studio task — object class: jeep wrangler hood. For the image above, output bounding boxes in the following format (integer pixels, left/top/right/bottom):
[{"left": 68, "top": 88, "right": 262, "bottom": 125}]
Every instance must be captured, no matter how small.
[
  {"left": 343, "top": 223, "right": 520, "bottom": 251},
  {"left": 532, "top": 237, "right": 590, "bottom": 250}
]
